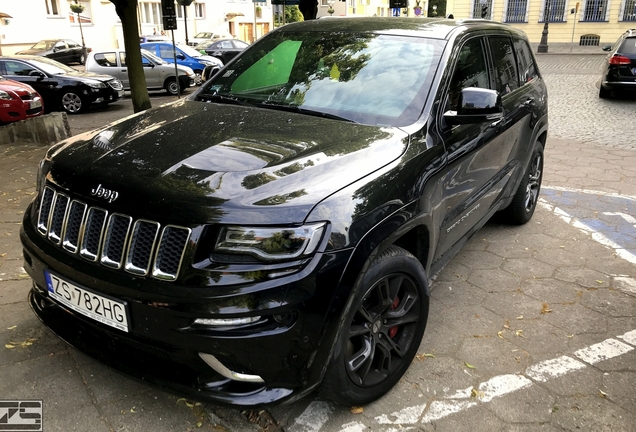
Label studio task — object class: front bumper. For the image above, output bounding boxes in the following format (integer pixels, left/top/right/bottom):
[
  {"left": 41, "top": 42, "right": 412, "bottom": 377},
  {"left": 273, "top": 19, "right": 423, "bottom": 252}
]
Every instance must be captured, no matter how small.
[{"left": 21, "top": 207, "right": 352, "bottom": 407}]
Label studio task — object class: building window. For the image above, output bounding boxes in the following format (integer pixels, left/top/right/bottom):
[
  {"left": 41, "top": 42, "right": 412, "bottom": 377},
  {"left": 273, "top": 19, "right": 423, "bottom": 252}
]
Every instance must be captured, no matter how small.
[
  {"left": 195, "top": 2, "right": 205, "bottom": 18},
  {"left": 175, "top": 2, "right": 183, "bottom": 18},
  {"left": 45, "top": 0, "right": 60, "bottom": 16},
  {"left": 68, "top": 1, "right": 93, "bottom": 25},
  {"left": 621, "top": 0, "right": 636, "bottom": 20},
  {"left": 582, "top": 0, "right": 608, "bottom": 20},
  {"left": 539, "top": 0, "right": 566, "bottom": 22},
  {"left": 140, "top": 2, "right": 162, "bottom": 24},
  {"left": 321, "top": 0, "right": 329, "bottom": 5},
  {"left": 504, "top": 0, "right": 528, "bottom": 22},
  {"left": 472, "top": 0, "right": 492, "bottom": 18}
]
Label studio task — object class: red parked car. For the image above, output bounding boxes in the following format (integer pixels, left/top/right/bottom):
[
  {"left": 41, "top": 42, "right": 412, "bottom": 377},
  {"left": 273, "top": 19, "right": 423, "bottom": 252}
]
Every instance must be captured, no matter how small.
[{"left": 0, "top": 76, "right": 44, "bottom": 124}]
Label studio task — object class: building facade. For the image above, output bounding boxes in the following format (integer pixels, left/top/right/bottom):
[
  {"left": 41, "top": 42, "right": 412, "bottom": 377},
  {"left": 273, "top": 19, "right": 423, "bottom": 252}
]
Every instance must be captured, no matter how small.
[
  {"left": 0, "top": 0, "right": 274, "bottom": 56},
  {"left": 446, "top": 0, "right": 636, "bottom": 44}
]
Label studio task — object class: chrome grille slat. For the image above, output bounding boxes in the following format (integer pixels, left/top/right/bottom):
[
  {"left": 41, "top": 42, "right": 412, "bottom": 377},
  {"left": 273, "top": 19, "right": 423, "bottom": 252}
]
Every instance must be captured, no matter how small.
[
  {"left": 125, "top": 220, "right": 160, "bottom": 276},
  {"left": 36, "top": 185, "right": 188, "bottom": 281},
  {"left": 153, "top": 226, "right": 191, "bottom": 281},
  {"left": 101, "top": 214, "right": 133, "bottom": 269},
  {"left": 48, "top": 194, "right": 70, "bottom": 244},
  {"left": 80, "top": 208, "right": 108, "bottom": 261},
  {"left": 63, "top": 200, "right": 87, "bottom": 253}
]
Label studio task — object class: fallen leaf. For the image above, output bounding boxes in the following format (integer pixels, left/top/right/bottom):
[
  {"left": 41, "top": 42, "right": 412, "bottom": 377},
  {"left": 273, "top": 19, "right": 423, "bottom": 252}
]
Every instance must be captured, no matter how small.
[
  {"left": 350, "top": 406, "right": 364, "bottom": 414},
  {"left": 515, "top": 329, "right": 524, "bottom": 337},
  {"left": 196, "top": 421, "right": 203, "bottom": 427},
  {"left": 5, "top": 344, "right": 16, "bottom": 349},
  {"left": 470, "top": 388, "right": 484, "bottom": 398},
  {"left": 596, "top": 280, "right": 604, "bottom": 285},
  {"left": 503, "top": 319, "right": 510, "bottom": 329},
  {"left": 541, "top": 303, "right": 552, "bottom": 314},
  {"left": 598, "top": 389, "right": 607, "bottom": 398},
  {"left": 497, "top": 331, "right": 504, "bottom": 339},
  {"left": 516, "top": 315, "right": 523, "bottom": 320},
  {"left": 7, "top": 325, "right": 17, "bottom": 330},
  {"left": 567, "top": 334, "right": 574, "bottom": 338},
  {"left": 416, "top": 353, "right": 435, "bottom": 360},
  {"left": 18, "top": 274, "right": 31, "bottom": 279},
  {"left": 464, "top": 361, "right": 476, "bottom": 369},
  {"left": 0, "top": 253, "right": 7, "bottom": 257},
  {"left": 130, "top": 407, "right": 137, "bottom": 413}
]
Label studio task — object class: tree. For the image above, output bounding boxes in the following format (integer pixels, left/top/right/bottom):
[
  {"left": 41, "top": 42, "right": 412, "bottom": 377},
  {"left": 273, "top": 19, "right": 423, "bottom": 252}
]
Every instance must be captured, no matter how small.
[
  {"left": 109, "top": 0, "right": 151, "bottom": 113},
  {"left": 286, "top": 5, "right": 305, "bottom": 23}
]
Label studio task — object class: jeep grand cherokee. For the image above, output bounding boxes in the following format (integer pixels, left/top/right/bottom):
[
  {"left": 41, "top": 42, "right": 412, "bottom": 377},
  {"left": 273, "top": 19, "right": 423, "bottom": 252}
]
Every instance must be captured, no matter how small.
[{"left": 21, "top": 17, "right": 548, "bottom": 407}]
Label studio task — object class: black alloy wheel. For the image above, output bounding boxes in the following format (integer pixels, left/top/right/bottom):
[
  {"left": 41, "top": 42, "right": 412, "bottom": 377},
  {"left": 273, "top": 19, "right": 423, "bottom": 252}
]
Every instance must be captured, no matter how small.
[
  {"left": 321, "top": 246, "right": 429, "bottom": 406},
  {"left": 501, "top": 141, "right": 544, "bottom": 224}
]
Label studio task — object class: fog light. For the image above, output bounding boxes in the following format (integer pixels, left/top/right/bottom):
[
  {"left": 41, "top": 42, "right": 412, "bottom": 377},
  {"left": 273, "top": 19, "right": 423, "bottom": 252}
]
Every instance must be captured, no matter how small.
[
  {"left": 193, "top": 316, "right": 261, "bottom": 326},
  {"left": 199, "top": 353, "right": 264, "bottom": 383},
  {"left": 95, "top": 97, "right": 104, "bottom": 103}
]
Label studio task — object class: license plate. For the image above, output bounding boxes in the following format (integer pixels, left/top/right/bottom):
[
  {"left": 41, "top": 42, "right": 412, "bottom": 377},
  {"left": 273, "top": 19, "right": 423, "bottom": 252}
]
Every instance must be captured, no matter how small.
[
  {"left": 30, "top": 99, "right": 42, "bottom": 109},
  {"left": 44, "top": 271, "right": 129, "bottom": 332}
]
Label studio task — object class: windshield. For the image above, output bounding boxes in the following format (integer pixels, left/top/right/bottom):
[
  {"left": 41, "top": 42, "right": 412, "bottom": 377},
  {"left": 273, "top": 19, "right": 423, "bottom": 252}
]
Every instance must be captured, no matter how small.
[
  {"left": 27, "top": 57, "right": 77, "bottom": 74},
  {"left": 32, "top": 40, "right": 56, "bottom": 50},
  {"left": 194, "top": 32, "right": 213, "bottom": 39},
  {"left": 197, "top": 31, "right": 444, "bottom": 127}
]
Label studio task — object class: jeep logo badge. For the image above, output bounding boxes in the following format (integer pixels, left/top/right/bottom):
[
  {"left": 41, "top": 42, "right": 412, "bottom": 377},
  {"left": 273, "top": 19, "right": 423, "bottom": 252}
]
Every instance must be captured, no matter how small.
[{"left": 91, "top": 184, "right": 119, "bottom": 203}]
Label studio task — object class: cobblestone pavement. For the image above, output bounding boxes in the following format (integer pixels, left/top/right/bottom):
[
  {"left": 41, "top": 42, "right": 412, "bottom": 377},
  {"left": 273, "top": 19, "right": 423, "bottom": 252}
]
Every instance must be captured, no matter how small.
[{"left": 1, "top": 55, "right": 635, "bottom": 432}]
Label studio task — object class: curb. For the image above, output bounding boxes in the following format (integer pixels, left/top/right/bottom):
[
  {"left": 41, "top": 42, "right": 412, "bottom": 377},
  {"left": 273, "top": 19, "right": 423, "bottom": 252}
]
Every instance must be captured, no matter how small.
[{"left": 0, "top": 112, "right": 72, "bottom": 145}]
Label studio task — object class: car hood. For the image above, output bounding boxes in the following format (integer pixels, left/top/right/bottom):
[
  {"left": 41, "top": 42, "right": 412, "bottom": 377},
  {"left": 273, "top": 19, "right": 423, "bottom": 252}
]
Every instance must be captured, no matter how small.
[
  {"left": 0, "top": 79, "right": 37, "bottom": 94},
  {"left": 197, "top": 54, "right": 223, "bottom": 65},
  {"left": 16, "top": 49, "right": 49, "bottom": 56},
  {"left": 61, "top": 71, "right": 118, "bottom": 83},
  {"left": 44, "top": 100, "right": 408, "bottom": 225}
]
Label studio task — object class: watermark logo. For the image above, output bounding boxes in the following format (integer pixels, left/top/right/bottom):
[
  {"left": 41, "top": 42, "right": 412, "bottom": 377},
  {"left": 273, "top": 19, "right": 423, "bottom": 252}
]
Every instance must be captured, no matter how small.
[{"left": 0, "top": 400, "right": 42, "bottom": 431}]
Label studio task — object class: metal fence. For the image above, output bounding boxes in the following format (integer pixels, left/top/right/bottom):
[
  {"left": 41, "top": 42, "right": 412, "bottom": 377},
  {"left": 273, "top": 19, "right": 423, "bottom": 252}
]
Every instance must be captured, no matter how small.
[
  {"left": 582, "top": 0, "right": 608, "bottom": 21},
  {"left": 539, "top": 0, "right": 567, "bottom": 22},
  {"left": 505, "top": 0, "right": 528, "bottom": 22}
]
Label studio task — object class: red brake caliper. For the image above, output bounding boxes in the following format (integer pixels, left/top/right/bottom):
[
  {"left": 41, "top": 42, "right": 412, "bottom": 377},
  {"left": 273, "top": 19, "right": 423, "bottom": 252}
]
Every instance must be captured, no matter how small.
[{"left": 388, "top": 296, "right": 399, "bottom": 338}]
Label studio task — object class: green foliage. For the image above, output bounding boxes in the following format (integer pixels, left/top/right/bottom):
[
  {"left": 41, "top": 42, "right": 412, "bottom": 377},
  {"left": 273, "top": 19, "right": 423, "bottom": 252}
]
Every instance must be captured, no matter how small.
[
  {"left": 286, "top": 6, "right": 304, "bottom": 23},
  {"left": 70, "top": 3, "right": 85, "bottom": 13}
]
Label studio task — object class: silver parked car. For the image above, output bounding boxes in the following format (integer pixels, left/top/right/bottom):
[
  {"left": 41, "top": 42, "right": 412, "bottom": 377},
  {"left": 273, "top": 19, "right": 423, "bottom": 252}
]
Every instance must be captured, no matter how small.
[{"left": 85, "top": 49, "right": 195, "bottom": 95}]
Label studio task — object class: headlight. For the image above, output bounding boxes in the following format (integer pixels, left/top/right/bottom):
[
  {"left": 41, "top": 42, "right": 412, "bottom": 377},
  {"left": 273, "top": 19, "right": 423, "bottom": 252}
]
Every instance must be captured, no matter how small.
[
  {"left": 0, "top": 90, "right": 13, "bottom": 100},
  {"left": 85, "top": 81, "right": 106, "bottom": 89},
  {"left": 215, "top": 223, "right": 325, "bottom": 261}
]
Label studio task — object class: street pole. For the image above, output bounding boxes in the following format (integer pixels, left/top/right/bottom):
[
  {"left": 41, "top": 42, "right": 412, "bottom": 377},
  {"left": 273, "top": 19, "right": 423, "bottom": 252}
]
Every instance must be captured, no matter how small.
[
  {"left": 537, "top": 0, "right": 550, "bottom": 53},
  {"left": 183, "top": 5, "right": 189, "bottom": 46},
  {"left": 570, "top": 2, "right": 579, "bottom": 53}
]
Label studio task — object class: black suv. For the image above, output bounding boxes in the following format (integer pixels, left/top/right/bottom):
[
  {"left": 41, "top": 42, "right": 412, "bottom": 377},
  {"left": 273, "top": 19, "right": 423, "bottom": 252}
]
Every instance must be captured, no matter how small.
[
  {"left": 599, "top": 28, "right": 636, "bottom": 98},
  {"left": 21, "top": 18, "right": 548, "bottom": 407}
]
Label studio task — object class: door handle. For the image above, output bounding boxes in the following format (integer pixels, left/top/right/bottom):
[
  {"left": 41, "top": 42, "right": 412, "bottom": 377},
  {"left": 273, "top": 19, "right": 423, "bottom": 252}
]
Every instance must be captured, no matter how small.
[
  {"left": 490, "top": 118, "right": 504, "bottom": 128},
  {"left": 523, "top": 97, "right": 535, "bottom": 107}
]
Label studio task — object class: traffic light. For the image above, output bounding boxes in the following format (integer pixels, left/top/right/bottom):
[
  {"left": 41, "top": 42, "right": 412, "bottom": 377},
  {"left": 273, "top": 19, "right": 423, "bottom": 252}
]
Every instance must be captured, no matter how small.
[{"left": 481, "top": 4, "right": 489, "bottom": 18}]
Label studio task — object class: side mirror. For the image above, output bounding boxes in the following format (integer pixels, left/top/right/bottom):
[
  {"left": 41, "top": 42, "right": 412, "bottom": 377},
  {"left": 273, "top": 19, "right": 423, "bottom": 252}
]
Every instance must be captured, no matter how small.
[
  {"left": 601, "top": 45, "right": 612, "bottom": 51},
  {"left": 177, "top": 53, "right": 186, "bottom": 60},
  {"left": 29, "top": 70, "right": 45, "bottom": 78},
  {"left": 444, "top": 87, "right": 503, "bottom": 126}
]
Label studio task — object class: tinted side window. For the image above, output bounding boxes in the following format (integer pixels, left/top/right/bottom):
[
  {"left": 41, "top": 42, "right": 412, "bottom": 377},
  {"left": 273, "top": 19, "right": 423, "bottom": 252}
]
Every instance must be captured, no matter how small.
[
  {"left": 488, "top": 37, "right": 519, "bottom": 95},
  {"left": 94, "top": 52, "right": 117, "bottom": 67},
  {"left": 513, "top": 38, "right": 538, "bottom": 83},
  {"left": 619, "top": 37, "right": 636, "bottom": 54},
  {"left": 160, "top": 45, "right": 176, "bottom": 58},
  {"left": 2, "top": 61, "right": 36, "bottom": 76},
  {"left": 144, "top": 43, "right": 157, "bottom": 53},
  {"left": 447, "top": 38, "right": 490, "bottom": 111}
]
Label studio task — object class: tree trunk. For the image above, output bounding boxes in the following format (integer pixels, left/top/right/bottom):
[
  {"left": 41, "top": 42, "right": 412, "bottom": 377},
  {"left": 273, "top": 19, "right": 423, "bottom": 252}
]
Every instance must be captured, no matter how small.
[
  {"left": 110, "top": 0, "right": 151, "bottom": 113},
  {"left": 299, "top": 0, "right": 318, "bottom": 20}
]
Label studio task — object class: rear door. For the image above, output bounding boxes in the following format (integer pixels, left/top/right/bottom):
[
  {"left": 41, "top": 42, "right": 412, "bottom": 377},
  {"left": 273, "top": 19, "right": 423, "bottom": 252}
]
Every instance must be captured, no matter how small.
[
  {"left": 92, "top": 52, "right": 124, "bottom": 83},
  {"left": 139, "top": 53, "right": 161, "bottom": 88},
  {"left": 50, "top": 41, "right": 69, "bottom": 63}
]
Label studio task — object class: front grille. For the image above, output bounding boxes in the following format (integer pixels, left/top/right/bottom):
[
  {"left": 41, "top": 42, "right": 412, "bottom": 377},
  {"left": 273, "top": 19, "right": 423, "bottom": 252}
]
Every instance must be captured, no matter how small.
[{"left": 37, "top": 185, "right": 190, "bottom": 281}]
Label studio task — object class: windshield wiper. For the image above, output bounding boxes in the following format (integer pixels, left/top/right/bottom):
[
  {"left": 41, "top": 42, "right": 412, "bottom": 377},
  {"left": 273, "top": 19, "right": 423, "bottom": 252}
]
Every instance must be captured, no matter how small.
[
  {"left": 256, "top": 102, "right": 356, "bottom": 123},
  {"left": 196, "top": 93, "right": 250, "bottom": 106}
]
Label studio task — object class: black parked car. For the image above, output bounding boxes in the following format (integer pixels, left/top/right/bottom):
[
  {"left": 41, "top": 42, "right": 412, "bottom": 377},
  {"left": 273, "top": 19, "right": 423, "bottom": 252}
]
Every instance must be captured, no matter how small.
[
  {"left": 599, "top": 28, "right": 636, "bottom": 98},
  {"left": 0, "top": 55, "right": 123, "bottom": 114},
  {"left": 16, "top": 39, "right": 90, "bottom": 65},
  {"left": 194, "top": 38, "right": 249, "bottom": 64},
  {"left": 21, "top": 18, "right": 547, "bottom": 407}
]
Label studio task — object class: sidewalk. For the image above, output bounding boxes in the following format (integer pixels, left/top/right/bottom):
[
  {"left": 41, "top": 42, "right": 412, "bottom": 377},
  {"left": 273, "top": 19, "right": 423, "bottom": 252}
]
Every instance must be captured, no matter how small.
[{"left": 530, "top": 41, "right": 608, "bottom": 55}]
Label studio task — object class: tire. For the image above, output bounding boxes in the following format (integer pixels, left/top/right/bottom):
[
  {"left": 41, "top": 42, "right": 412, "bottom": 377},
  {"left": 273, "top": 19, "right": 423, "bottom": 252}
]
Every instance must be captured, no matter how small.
[
  {"left": 193, "top": 70, "right": 203, "bottom": 86},
  {"left": 501, "top": 142, "right": 544, "bottom": 225},
  {"left": 598, "top": 86, "right": 610, "bottom": 99},
  {"left": 165, "top": 78, "right": 179, "bottom": 95},
  {"left": 320, "top": 246, "right": 430, "bottom": 406},
  {"left": 61, "top": 91, "right": 85, "bottom": 114}
]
